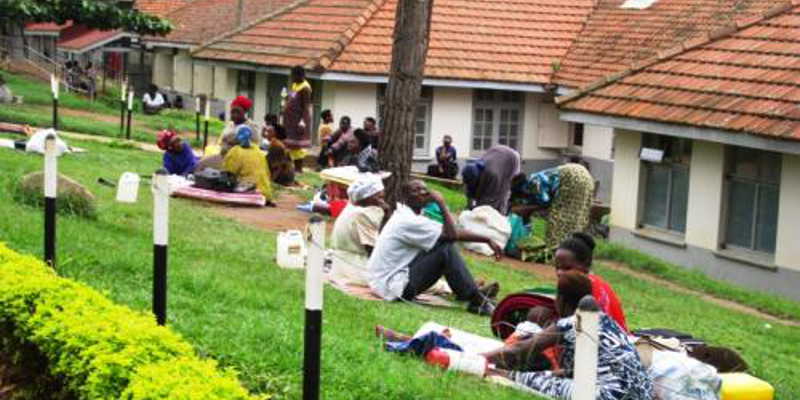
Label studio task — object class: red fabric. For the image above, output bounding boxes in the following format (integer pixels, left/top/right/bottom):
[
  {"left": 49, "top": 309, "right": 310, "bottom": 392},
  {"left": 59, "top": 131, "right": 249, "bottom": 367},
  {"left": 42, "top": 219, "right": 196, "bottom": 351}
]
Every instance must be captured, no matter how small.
[
  {"left": 326, "top": 182, "right": 348, "bottom": 202},
  {"left": 329, "top": 200, "right": 348, "bottom": 218},
  {"left": 589, "top": 274, "right": 628, "bottom": 332},
  {"left": 156, "top": 130, "right": 176, "bottom": 150},
  {"left": 230, "top": 95, "right": 253, "bottom": 111}
]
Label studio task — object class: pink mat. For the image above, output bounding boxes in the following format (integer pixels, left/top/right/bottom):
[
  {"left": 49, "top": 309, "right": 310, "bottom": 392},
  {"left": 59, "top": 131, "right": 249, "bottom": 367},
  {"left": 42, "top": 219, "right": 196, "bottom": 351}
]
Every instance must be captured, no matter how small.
[{"left": 172, "top": 186, "right": 265, "bottom": 206}]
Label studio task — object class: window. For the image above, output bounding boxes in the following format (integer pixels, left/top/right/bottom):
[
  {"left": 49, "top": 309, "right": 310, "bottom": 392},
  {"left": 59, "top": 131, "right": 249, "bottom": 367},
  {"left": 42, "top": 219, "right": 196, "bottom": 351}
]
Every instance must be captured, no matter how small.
[
  {"left": 572, "top": 123, "right": 584, "bottom": 147},
  {"left": 471, "top": 90, "right": 523, "bottom": 153},
  {"left": 377, "top": 85, "right": 433, "bottom": 156},
  {"left": 723, "top": 147, "right": 781, "bottom": 254},
  {"left": 639, "top": 134, "right": 691, "bottom": 233}
]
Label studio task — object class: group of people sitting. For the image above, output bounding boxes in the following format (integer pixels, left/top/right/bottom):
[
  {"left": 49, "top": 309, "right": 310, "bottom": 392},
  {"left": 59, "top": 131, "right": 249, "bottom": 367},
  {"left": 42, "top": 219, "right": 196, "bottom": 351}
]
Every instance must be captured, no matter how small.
[
  {"left": 142, "top": 84, "right": 185, "bottom": 115},
  {"left": 317, "top": 112, "right": 380, "bottom": 172},
  {"left": 64, "top": 60, "right": 96, "bottom": 98}
]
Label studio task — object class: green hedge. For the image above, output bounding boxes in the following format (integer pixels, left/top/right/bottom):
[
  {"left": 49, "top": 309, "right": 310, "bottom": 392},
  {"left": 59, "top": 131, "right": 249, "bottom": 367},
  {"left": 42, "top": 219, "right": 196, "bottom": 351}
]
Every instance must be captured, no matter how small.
[{"left": 0, "top": 243, "right": 267, "bottom": 400}]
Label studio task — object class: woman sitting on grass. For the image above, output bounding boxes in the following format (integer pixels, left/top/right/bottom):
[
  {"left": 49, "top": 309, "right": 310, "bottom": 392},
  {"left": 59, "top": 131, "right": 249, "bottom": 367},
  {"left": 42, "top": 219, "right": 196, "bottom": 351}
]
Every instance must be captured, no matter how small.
[
  {"left": 157, "top": 130, "right": 197, "bottom": 176},
  {"left": 483, "top": 271, "right": 652, "bottom": 400},
  {"left": 222, "top": 125, "right": 275, "bottom": 207},
  {"left": 526, "top": 233, "right": 628, "bottom": 332},
  {"left": 262, "top": 114, "right": 294, "bottom": 186}
]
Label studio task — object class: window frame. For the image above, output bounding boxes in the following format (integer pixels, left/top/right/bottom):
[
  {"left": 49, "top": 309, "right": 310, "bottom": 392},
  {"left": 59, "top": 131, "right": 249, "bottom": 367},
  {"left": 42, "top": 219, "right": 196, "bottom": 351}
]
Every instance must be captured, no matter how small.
[
  {"left": 721, "top": 147, "right": 781, "bottom": 255},
  {"left": 470, "top": 89, "right": 524, "bottom": 155},
  {"left": 376, "top": 85, "right": 433, "bottom": 157},
  {"left": 638, "top": 134, "right": 692, "bottom": 235}
]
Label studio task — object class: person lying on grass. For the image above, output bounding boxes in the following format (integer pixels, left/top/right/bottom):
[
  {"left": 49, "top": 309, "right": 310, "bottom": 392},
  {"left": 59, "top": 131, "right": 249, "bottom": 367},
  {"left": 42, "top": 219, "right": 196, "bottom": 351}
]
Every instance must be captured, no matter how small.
[
  {"left": 329, "top": 177, "right": 392, "bottom": 284},
  {"left": 157, "top": 130, "right": 197, "bottom": 176},
  {"left": 483, "top": 271, "right": 653, "bottom": 400},
  {"left": 367, "top": 179, "right": 501, "bottom": 316},
  {"left": 526, "top": 232, "right": 628, "bottom": 333}
]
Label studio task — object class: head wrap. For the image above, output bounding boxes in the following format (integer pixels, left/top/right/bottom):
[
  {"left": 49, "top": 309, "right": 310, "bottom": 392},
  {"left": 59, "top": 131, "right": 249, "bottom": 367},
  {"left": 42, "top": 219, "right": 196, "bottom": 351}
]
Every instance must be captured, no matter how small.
[
  {"left": 235, "top": 125, "right": 253, "bottom": 148},
  {"left": 230, "top": 95, "right": 253, "bottom": 112},
  {"left": 156, "top": 130, "right": 177, "bottom": 150},
  {"left": 461, "top": 160, "right": 485, "bottom": 199},
  {"left": 347, "top": 177, "right": 384, "bottom": 203}
]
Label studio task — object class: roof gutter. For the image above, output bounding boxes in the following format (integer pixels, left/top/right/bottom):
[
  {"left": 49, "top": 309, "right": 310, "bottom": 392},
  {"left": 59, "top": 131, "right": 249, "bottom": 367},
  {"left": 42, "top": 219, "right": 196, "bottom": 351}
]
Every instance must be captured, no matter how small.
[
  {"left": 143, "top": 41, "right": 194, "bottom": 50},
  {"left": 559, "top": 110, "right": 800, "bottom": 155}
]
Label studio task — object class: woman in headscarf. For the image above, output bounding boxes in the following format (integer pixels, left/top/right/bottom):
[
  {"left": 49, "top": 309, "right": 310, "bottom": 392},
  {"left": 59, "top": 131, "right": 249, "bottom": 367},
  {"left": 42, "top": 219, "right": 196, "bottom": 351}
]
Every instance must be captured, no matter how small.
[
  {"left": 282, "top": 66, "right": 312, "bottom": 173},
  {"left": 157, "top": 130, "right": 197, "bottom": 176},
  {"left": 197, "top": 96, "right": 259, "bottom": 172},
  {"left": 511, "top": 162, "right": 594, "bottom": 249},
  {"left": 464, "top": 145, "right": 521, "bottom": 214},
  {"left": 483, "top": 271, "right": 652, "bottom": 400},
  {"left": 263, "top": 114, "right": 295, "bottom": 186},
  {"left": 223, "top": 125, "right": 275, "bottom": 206}
]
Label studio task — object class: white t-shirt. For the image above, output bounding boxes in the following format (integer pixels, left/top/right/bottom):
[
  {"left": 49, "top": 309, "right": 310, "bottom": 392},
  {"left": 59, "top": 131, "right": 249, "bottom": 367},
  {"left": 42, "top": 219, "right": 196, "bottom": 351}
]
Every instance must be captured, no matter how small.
[
  {"left": 367, "top": 204, "right": 442, "bottom": 300},
  {"left": 143, "top": 92, "right": 165, "bottom": 107},
  {"left": 330, "top": 204, "right": 383, "bottom": 285}
]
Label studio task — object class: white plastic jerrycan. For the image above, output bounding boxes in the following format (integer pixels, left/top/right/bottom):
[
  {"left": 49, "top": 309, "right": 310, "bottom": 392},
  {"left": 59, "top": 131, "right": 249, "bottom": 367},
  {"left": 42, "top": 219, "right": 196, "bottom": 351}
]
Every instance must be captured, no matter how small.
[
  {"left": 276, "top": 230, "right": 306, "bottom": 269},
  {"left": 116, "top": 172, "right": 140, "bottom": 203}
]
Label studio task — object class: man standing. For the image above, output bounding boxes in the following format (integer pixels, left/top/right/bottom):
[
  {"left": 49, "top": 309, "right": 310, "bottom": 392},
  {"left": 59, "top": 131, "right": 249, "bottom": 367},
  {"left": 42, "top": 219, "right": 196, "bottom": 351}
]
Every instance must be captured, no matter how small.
[
  {"left": 368, "top": 180, "right": 501, "bottom": 315},
  {"left": 427, "top": 135, "right": 458, "bottom": 179}
]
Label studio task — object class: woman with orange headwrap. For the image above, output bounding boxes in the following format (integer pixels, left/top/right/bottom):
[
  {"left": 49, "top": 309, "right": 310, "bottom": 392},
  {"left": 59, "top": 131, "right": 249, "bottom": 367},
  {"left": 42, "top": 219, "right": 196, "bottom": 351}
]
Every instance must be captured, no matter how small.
[{"left": 198, "top": 96, "right": 261, "bottom": 172}]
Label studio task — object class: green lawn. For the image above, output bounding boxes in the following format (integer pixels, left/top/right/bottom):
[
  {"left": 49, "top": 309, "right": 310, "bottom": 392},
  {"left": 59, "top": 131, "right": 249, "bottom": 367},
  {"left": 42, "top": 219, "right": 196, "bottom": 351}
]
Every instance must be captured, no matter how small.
[
  {"left": 0, "top": 136, "right": 798, "bottom": 399},
  {"left": 0, "top": 70, "right": 224, "bottom": 142}
]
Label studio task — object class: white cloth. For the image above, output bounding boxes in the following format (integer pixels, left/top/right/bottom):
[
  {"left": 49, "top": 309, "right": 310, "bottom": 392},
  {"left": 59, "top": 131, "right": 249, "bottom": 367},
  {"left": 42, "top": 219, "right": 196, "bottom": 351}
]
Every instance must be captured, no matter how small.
[
  {"left": 143, "top": 92, "right": 165, "bottom": 107},
  {"left": 330, "top": 204, "right": 384, "bottom": 285},
  {"left": 367, "top": 204, "right": 442, "bottom": 300},
  {"left": 25, "top": 129, "right": 69, "bottom": 156},
  {"left": 347, "top": 176, "right": 384, "bottom": 203},
  {"left": 458, "top": 205, "right": 511, "bottom": 256},
  {"left": 649, "top": 350, "right": 721, "bottom": 400}
]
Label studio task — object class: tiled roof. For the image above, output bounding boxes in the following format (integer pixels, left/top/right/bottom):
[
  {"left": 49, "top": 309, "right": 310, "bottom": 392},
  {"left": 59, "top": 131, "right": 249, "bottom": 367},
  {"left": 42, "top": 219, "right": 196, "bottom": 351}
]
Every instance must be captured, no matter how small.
[
  {"left": 136, "top": 0, "right": 192, "bottom": 17},
  {"left": 193, "top": 0, "right": 380, "bottom": 70},
  {"left": 555, "top": 0, "right": 781, "bottom": 88},
  {"left": 194, "top": 0, "right": 597, "bottom": 84},
  {"left": 150, "top": 0, "right": 297, "bottom": 46},
  {"left": 24, "top": 22, "right": 72, "bottom": 33},
  {"left": 328, "top": 0, "right": 595, "bottom": 84},
  {"left": 57, "top": 25, "right": 127, "bottom": 53},
  {"left": 558, "top": 3, "right": 800, "bottom": 141}
]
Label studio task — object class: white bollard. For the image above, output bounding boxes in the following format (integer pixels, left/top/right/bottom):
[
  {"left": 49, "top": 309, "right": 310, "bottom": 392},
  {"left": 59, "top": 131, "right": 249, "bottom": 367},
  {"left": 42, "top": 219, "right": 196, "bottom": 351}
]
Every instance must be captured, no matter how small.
[
  {"left": 572, "top": 295, "right": 600, "bottom": 400},
  {"left": 152, "top": 169, "right": 170, "bottom": 325},
  {"left": 43, "top": 134, "right": 58, "bottom": 267},
  {"left": 303, "top": 215, "right": 325, "bottom": 400}
]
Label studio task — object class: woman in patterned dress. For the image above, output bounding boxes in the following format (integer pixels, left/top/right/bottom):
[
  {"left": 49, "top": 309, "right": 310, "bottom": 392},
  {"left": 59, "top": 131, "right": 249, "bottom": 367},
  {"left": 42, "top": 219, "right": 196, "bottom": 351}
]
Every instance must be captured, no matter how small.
[
  {"left": 511, "top": 162, "right": 595, "bottom": 250},
  {"left": 483, "top": 271, "right": 653, "bottom": 400}
]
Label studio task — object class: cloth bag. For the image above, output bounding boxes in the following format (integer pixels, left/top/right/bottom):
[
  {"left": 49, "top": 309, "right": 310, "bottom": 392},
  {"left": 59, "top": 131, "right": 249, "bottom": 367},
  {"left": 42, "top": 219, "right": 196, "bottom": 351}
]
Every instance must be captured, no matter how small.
[
  {"left": 458, "top": 206, "right": 511, "bottom": 256},
  {"left": 650, "top": 350, "right": 722, "bottom": 400}
]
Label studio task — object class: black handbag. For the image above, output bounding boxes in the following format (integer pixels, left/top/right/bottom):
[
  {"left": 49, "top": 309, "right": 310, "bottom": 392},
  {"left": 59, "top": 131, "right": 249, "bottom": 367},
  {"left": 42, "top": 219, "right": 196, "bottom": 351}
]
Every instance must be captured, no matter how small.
[{"left": 193, "top": 168, "right": 237, "bottom": 192}]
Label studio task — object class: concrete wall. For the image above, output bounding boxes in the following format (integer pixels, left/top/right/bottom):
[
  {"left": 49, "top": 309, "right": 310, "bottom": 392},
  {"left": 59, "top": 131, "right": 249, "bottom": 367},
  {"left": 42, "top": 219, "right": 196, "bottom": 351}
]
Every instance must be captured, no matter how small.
[
  {"left": 684, "top": 140, "right": 725, "bottom": 250},
  {"left": 151, "top": 49, "right": 173, "bottom": 89},
  {"left": 775, "top": 154, "right": 800, "bottom": 272},
  {"left": 193, "top": 63, "right": 214, "bottom": 96},
  {"left": 173, "top": 50, "right": 192, "bottom": 93},
  {"left": 429, "top": 86, "right": 472, "bottom": 161},
  {"left": 213, "top": 66, "right": 237, "bottom": 103},
  {"left": 323, "top": 81, "right": 378, "bottom": 129},
  {"left": 582, "top": 124, "right": 614, "bottom": 160},
  {"left": 253, "top": 72, "right": 268, "bottom": 121},
  {"left": 609, "top": 129, "right": 642, "bottom": 230}
]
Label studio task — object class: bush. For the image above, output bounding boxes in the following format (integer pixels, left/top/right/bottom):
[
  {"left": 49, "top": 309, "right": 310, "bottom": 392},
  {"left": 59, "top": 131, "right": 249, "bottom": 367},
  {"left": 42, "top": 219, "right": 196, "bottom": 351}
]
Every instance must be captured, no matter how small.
[
  {"left": 0, "top": 244, "right": 267, "bottom": 400},
  {"left": 12, "top": 171, "right": 97, "bottom": 219}
]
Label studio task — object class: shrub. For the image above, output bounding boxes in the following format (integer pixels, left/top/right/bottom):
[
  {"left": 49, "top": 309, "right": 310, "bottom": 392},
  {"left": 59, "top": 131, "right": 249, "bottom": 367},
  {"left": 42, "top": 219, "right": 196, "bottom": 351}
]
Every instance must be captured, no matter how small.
[
  {"left": 12, "top": 171, "right": 97, "bottom": 219},
  {"left": 0, "top": 244, "right": 267, "bottom": 400}
]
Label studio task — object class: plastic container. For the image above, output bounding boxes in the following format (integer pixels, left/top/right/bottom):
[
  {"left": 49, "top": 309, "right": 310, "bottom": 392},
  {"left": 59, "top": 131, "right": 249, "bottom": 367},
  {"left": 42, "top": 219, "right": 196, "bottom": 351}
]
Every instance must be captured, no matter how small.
[
  {"left": 276, "top": 230, "right": 306, "bottom": 269},
  {"left": 424, "top": 348, "right": 487, "bottom": 377},
  {"left": 116, "top": 172, "right": 140, "bottom": 203},
  {"left": 720, "top": 373, "right": 774, "bottom": 400}
]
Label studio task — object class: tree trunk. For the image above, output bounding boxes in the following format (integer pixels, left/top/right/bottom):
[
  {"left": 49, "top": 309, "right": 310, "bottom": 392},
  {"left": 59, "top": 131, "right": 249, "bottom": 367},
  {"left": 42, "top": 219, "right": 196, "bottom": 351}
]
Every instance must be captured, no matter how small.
[{"left": 378, "top": 0, "right": 434, "bottom": 205}]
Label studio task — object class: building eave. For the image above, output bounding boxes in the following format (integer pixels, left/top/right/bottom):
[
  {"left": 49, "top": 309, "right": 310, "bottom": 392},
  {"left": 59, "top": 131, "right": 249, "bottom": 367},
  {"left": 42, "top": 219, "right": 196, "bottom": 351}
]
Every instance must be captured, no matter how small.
[{"left": 559, "top": 110, "right": 800, "bottom": 156}]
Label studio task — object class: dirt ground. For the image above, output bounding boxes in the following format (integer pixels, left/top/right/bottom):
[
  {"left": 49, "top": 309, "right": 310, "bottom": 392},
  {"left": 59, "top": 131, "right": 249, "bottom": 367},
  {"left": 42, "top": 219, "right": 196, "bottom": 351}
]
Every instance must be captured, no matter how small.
[{"left": 210, "top": 192, "right": 314, "bottom": 233}]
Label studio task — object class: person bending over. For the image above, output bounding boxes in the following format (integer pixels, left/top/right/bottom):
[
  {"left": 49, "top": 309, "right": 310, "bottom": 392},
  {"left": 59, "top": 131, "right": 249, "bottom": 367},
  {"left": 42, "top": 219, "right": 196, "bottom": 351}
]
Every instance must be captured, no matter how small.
[
  {"left": 483, "top": 271, "right": 652, "bottom": 400},
  {"left": 368, "top": 179, "right": 501, "bottom": 315},
  {"left": 223, "top": 125, "right": 275, "bottom": 207},
  {"left": 157, "top": 130, "right": 197, "bottom": 176}
]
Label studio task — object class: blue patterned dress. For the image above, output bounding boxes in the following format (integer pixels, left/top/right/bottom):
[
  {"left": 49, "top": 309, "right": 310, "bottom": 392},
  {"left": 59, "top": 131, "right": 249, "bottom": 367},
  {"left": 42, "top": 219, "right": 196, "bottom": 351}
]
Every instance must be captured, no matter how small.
[{"left": 509, "top": 313, "right": 653, "bottom": 400}]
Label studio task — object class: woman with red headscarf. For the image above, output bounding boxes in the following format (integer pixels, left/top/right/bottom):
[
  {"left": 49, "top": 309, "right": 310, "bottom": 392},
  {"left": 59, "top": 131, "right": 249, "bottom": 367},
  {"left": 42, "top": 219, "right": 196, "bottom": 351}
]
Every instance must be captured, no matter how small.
[
  {"left": 216, "top": 96, "right": 260, "bottom": 153},
  {"left": 157, "top": 130, "right": 197, "bottom": 175}
]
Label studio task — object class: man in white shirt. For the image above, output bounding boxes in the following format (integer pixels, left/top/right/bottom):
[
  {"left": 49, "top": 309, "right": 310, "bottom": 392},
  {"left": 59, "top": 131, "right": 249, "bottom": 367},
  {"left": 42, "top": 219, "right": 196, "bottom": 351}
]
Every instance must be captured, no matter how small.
[
  {"left": 368, "top": 179, "right": 502, "bottom": 315},
  {"left": 142, "top": 84, "right": 166, "bottom": 114},
  {"left": 330, "top": 177, "right": 390, "bottom": 285}
]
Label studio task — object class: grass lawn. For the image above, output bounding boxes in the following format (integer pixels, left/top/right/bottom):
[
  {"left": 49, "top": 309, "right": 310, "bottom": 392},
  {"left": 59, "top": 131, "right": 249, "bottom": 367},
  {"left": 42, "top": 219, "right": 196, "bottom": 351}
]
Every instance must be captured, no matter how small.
[
  {"left": 0, "top": 70, "right": 224, "bottom": 143},
  {"left": 0, "top": 136, "right": 798, "bottom": 399}
]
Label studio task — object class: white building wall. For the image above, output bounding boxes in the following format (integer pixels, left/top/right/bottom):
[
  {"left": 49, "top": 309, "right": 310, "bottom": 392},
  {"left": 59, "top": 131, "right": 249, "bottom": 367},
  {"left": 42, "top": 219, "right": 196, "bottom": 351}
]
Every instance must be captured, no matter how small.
[
  {"left": 430, "top": 87, "right": 472, "bottom": 159},
  {"left": 609, "top": 129, "right": 642, "bottom": 230},
  {"left": 173, "top": 50, "right": 193, "bottom": 93},
  {"left": 775, "top": 154, "right": 800, "bottom": 272},
  {"left": 324, "top": 81, "right": 378, "bottom": 127},
  {"left": 193, "top": 63, "right": 214, "bottom": 96},
  {"left": 524, "top": 93, "right": 561, "bottom": 161},
  {"left": 213, "top": 66, "right": 237, "bottom": 102},
  {"left": 684, "top": 140, "right": 725, "bottom": 250},
  {"left": 152, "top": 49, "right": 173, "bottom": 89},
  {"left": 254, "top": 72, "right": 268, "bottom": 121},
  {"left": 582, "top": 124, "right": 614, "bottom": 160}
]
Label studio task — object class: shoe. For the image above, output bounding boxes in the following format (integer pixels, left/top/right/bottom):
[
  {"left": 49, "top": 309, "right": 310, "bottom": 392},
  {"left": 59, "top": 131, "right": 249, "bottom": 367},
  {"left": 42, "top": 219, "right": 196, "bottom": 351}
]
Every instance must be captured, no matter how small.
[
  {"left": 296, "top": 202, "right": 314, "bottom": 213},
  {"left": 478, "top": 281, "right": 500, "bottom": 299},
  {"left": 467, "top": 296, "right": 496, "bottom": 316}
]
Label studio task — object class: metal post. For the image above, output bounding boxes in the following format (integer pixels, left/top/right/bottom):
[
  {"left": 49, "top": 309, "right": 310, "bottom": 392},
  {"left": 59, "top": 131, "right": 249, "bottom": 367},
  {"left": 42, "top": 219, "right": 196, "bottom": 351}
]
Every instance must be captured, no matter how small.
[
  {"left": 120, "top": 84, "right": 127, "bottom": 136},
  {"left": 43, "top": 134, "right": 57, "bottom": 268},
  {"left": 152, "top": 169, "right": 170, "bottom": 326},
  {"left": 572, "top": 295, "right": 600, "bottom": 400},
  {"left": 50, "top": 74, "right": 59, "bottom": 130},
  {"left": 203, "top": 119, "right": 209, "bottom": 152},
  {"left": 126, "top": 89, "right": 134, "bottom": 140},
  {"left": 303, "top": 216, "right": 325, "bottom": 400}
]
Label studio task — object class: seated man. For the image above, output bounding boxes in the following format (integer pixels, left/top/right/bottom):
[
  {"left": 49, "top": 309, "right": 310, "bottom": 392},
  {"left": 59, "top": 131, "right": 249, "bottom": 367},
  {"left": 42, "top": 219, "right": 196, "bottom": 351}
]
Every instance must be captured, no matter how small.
[
  {"left": 367, "top": 179, "right": 501, "bottom": 315},
  {"left": 329, "top": 178, "right": 391, "bottom": 284},
  {"left": 427, "top": 135, "right": 459, "bottom": 179},
  {"left": 142, "top": 84, "right": 166, "bottom": 115}
]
